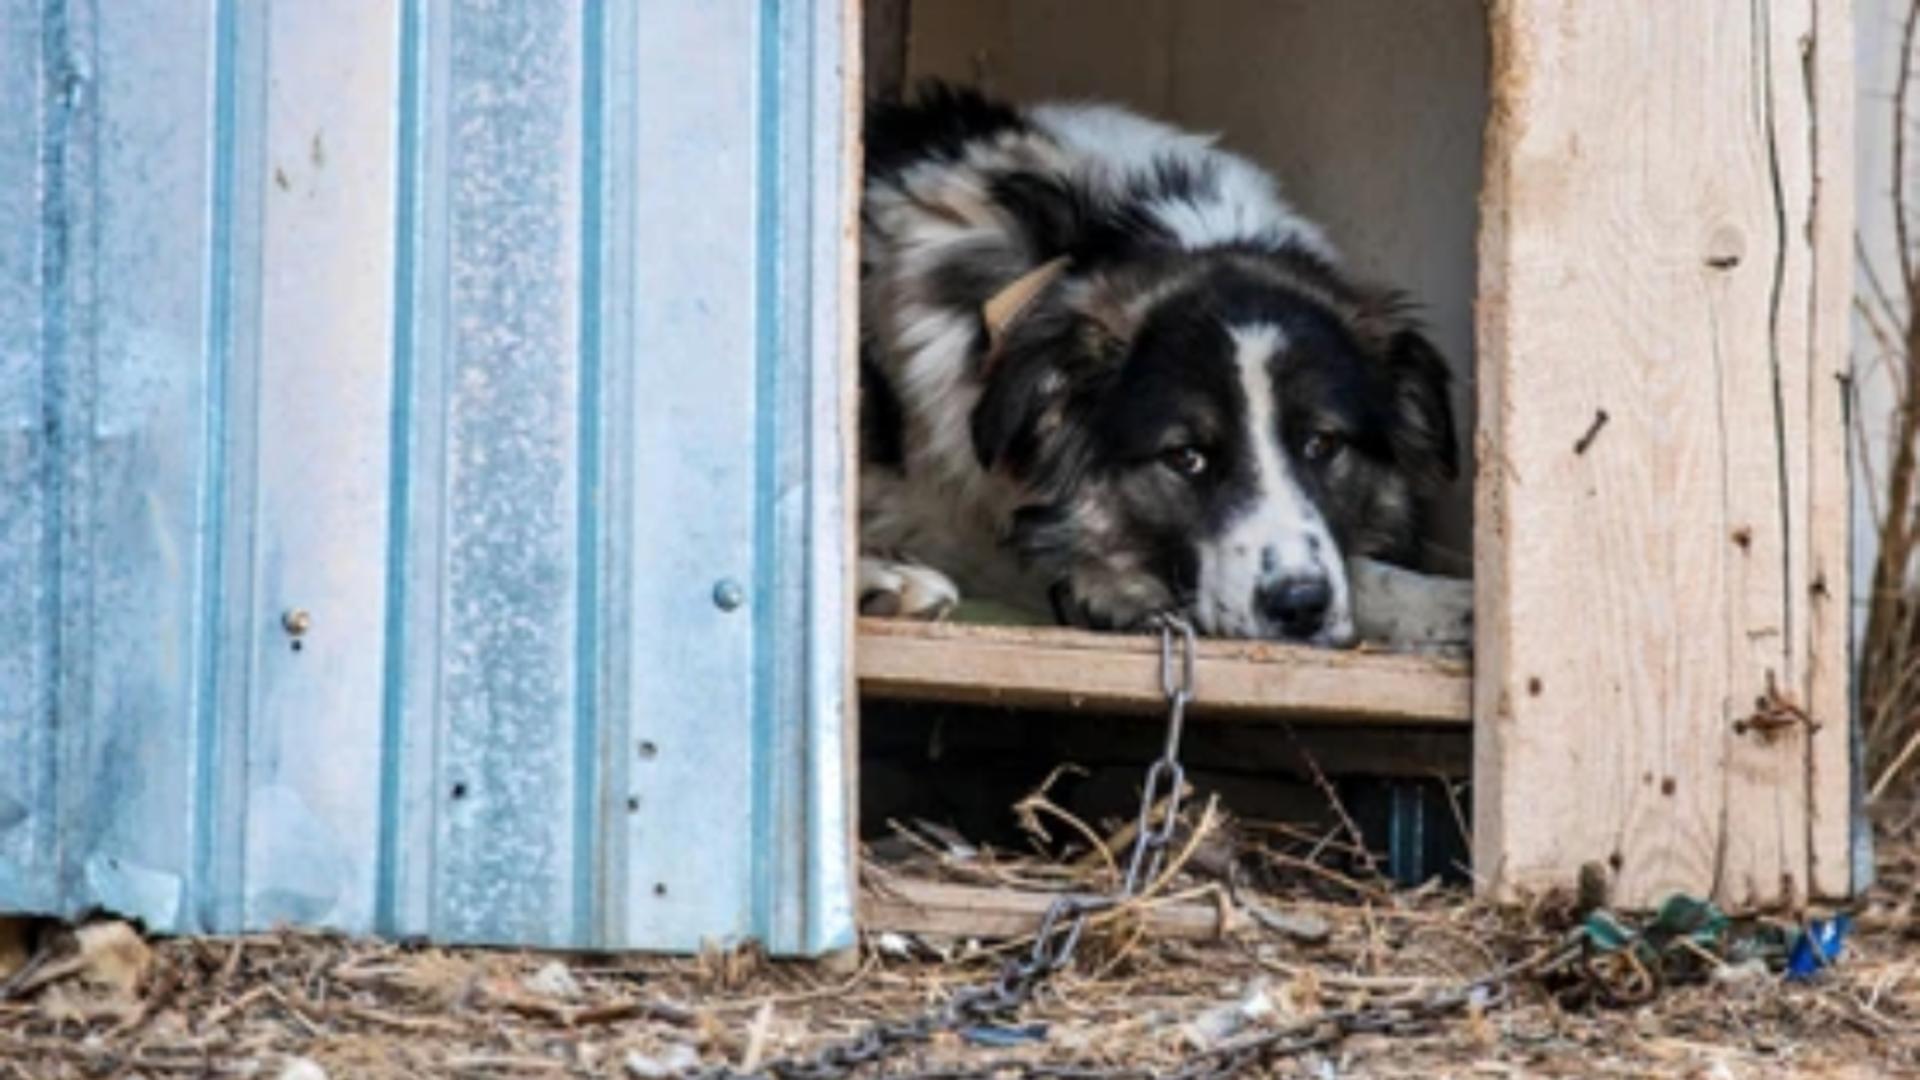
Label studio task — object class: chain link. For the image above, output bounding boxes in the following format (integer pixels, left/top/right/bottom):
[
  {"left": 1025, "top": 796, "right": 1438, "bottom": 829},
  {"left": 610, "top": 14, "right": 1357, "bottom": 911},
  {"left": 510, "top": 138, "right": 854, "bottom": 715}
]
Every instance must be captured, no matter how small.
[
  {"left": 699, "top": 615, "right": 1199, "bottom": 1080},
  {"left": 696, "top": 613, "right": 1555, "bottom": 1080},
  {"left": 839, "top": 956, "right": 1567, "bottom": 1080}
]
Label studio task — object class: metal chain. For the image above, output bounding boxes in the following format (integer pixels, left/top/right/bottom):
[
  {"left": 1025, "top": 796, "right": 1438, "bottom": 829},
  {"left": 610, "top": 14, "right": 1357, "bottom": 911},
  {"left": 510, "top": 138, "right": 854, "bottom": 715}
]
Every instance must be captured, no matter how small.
[
  {"left": 821, "top": 948, "right": 1580, "bottom": 1080},
  {"left": 695, "top": 613, "right": 1574, "bottom": 1080},
  {"left": 697, "top": 615, "right": 1199, "bottom": 1080}
]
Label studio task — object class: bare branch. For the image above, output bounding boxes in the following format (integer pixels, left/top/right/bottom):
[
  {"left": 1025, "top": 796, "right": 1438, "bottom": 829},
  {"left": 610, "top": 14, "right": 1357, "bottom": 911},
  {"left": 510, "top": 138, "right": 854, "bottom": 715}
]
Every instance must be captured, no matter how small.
[
  {"left": 1857, "top": 232, "right": 1908, "bottom": 336},
  {"left": 1858, "top": 5, "right": 1920, "bottom": 789},
  {"left": 1894, "top": 0, "right": 1920, "bottom": 291}
]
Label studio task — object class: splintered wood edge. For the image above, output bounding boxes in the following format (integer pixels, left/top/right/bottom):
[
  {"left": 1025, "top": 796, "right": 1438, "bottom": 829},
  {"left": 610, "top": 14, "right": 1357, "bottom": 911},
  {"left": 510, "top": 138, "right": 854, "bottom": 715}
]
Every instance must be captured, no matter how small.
[{"left": 855, "top": 619, "right": 1471, "bottom": 726}]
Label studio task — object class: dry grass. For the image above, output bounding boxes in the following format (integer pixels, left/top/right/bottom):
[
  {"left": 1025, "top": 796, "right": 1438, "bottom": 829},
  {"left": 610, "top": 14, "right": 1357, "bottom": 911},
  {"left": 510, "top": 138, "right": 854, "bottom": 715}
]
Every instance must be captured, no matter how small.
[{"left": 0, "top": 797, "right": 1913, "bottom": 1080}]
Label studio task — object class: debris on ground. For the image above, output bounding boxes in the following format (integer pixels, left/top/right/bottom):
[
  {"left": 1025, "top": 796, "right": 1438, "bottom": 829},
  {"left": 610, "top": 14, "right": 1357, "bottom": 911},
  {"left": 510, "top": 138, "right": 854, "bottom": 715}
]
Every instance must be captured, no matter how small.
[
  {"left": 523, "top": 960, "right": 586, "bottom": 1002},
  {"left": 0, "top": 918, "right": 35, "bottom": 983},
  {"left": 1180, "top": 977, "right": 1274, "bottom": 1050},
  {"left": 276, "top": 1056, "right": 330, "bottom": 1080},
  {"left": 625, "top": 1041, "right": 700, "bottom": 1078},
  {"left": 0, "top": 796, "right": 1912, "bottom": 1078}
]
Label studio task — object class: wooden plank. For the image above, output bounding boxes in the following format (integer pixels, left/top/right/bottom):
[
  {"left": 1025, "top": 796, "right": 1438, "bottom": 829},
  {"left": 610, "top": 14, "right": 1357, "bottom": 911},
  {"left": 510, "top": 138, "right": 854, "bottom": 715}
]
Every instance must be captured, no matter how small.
[
  {"left": 1474, "top": 0, "right": 1853, "bottom": 907},
  {"left": 1801, "top": 0, "right": 1856, "bottom": 901},
  {"left": 856, "top": 619, "right": 1471, "bottom": 726},
  {"left": 861, "top": 0, "right": 909, "bottom": 101},
  {"left": 841, "top": 0, "right": 868, "bottom": 951},
  {"left": 861, "top": 878, "right": 1224, "bottom": 941},
  {"left": 905, "top": 0, "right": 1176, "bottom": 111}
]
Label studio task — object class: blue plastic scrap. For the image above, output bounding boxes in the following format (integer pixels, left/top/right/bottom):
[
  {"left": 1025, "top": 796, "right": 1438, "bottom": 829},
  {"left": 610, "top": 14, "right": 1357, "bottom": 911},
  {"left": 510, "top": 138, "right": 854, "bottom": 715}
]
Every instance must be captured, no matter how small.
[{"left": 1786, "top": 915, "right": 1851, "bottom": 981}]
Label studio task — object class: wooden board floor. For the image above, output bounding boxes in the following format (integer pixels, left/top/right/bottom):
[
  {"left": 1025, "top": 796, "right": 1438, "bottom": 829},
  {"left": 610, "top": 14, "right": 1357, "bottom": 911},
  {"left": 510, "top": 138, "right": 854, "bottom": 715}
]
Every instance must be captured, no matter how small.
[{"left": 855, "top": 619, "right": 1471, "bottom": 726}]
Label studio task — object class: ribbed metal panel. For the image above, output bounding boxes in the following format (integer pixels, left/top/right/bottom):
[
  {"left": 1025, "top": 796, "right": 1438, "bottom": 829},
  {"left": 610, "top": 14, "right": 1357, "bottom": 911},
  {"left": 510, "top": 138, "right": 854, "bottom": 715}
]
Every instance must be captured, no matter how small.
[{"left": 0, "top": 0, "right": 855, "bottom": 955}]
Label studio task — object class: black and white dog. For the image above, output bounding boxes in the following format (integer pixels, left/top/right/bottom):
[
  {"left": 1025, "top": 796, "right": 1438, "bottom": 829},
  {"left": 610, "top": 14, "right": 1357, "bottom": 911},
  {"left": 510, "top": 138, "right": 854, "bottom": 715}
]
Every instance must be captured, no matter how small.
[{"left": 858, "top": 85, "right": 1471, "bottom": 647}]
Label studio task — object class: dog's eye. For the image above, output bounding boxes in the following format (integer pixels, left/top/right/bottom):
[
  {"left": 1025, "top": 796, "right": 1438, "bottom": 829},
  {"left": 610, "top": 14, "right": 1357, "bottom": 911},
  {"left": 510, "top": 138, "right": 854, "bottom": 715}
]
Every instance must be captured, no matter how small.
[
  {"left": 1160, "top": 445, "right": 1208, "bottom": 478},
  {"left": 1302, "top": 431, "right": 1345, "bottom": 464}
]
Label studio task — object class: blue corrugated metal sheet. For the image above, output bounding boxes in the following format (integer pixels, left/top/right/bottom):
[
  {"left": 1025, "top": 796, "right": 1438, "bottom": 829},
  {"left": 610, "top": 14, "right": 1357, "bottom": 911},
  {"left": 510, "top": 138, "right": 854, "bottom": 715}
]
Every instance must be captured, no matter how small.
[{"left": 0, "top": 0, "right": 856, "bottom": 955}]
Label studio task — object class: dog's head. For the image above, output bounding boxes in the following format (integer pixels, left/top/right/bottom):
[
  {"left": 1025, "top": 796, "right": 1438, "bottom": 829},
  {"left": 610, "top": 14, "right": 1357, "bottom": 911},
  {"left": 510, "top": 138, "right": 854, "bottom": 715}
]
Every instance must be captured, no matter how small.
[{"left": 972, "top": 252, "right": 1457, "bottom": 642}]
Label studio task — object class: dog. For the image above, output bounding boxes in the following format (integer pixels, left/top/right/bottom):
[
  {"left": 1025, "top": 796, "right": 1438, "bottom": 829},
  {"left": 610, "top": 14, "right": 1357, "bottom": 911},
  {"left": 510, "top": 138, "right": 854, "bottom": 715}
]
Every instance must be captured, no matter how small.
[{"left": 857, "top": 84, "right": 1472, "bottom": 647}]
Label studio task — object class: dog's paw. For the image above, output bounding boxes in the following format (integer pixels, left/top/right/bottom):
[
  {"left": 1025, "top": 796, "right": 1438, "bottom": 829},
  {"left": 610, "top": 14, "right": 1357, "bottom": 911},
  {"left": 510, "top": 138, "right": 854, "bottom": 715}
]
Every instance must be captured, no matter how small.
[
  {"left": 1348, "top": 556, "right": 1473, "bottom": 652},
  {"left": 858, "top": 556, "right": 960, "bottom": 621}
]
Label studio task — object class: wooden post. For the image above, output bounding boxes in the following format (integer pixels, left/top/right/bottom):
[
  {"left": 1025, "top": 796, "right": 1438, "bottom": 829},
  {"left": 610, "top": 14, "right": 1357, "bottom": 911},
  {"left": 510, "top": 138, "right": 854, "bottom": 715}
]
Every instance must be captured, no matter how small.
[
  {"left": 863, "top": 0, "right": 911, "bottom": 101},
  {"left": 1474, "top": 0, "right": 1854, "bottom": 907}
]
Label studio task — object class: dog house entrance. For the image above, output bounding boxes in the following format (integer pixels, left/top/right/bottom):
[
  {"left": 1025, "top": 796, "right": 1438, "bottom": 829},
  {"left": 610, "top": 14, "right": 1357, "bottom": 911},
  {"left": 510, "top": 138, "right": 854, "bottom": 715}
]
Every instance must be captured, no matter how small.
[{"left": 851, "top": 0, "right": 1487, "bottom": 903}]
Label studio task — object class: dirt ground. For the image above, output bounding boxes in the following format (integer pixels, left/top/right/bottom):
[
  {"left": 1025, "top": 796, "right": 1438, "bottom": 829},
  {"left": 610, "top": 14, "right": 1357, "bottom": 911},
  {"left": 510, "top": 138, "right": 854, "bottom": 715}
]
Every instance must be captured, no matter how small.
[{"left": 1, "top": 797, "right": 1914, "bottom": 1080}]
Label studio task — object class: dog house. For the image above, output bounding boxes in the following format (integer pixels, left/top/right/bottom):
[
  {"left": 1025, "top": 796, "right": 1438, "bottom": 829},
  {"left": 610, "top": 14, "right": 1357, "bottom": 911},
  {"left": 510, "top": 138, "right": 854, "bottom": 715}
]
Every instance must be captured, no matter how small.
[
  {"left": 858, "top": 0, "right": 1857, "bottom": 913},
  {"left": 0, "top": 0, "right": 1855, "bottom": 956}
]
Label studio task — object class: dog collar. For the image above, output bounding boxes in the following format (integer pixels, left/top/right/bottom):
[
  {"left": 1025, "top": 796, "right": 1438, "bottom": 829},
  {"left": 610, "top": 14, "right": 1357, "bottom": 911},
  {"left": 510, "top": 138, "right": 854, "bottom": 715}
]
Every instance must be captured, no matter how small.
[{"left": 981, "top": 255, "right": 1072, "bottom": 370}]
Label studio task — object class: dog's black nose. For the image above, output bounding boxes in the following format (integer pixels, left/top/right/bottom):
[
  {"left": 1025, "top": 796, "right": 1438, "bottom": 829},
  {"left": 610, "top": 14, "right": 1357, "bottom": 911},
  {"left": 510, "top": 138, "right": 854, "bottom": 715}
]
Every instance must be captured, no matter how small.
[{"left": 1257, "top": 576, "right": 1333, "bottom": 637}]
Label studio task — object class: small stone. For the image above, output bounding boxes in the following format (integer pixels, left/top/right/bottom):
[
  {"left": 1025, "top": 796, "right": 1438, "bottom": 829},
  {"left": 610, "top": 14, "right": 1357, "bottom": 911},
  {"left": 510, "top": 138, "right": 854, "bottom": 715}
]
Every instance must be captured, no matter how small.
[
  {"left": 1237, "top": 979, "right": 1276, "bottom": 1022},
  {"left": 72, "top": 920, "right": 152, "bottom": 998},
  {"left": 276, "top": 1058, "right": 328, "bottom": 1080},
  {"left": 1710, "top": 957, "right": 1771, "bottom": 990},
  {"left": 523, "top": 959, "right": 582, "bottom": 1000},
  {"left": 1247, "top": 902, "right": 1332, "bottom": 945},
  {"left": 625, "top": 1044, "right": 700, "bottom": 1079},
  {"left": 1183, "top": 1000, "right": 1244, "bottom": 1050},
  {"left": 1182, "top": 978, "right": 1274, "bottom": 1050}
]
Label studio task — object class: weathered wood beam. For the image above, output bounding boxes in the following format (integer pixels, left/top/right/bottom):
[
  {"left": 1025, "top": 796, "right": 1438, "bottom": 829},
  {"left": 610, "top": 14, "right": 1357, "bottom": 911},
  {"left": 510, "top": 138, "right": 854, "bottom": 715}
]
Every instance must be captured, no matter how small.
[
  {"left": 857, "top": 619, "right": 1471, "bottom": 727},
  {"left": 1474, "top": 0, "right": 1853, "bottom": 907}
]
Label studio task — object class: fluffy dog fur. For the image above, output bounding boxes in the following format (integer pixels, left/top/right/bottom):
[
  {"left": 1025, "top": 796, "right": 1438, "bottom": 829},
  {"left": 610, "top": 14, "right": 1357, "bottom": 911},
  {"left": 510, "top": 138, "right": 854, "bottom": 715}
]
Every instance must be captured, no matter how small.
[{"left": 858, "top": 84, "right": 1470, "bottom": 645}]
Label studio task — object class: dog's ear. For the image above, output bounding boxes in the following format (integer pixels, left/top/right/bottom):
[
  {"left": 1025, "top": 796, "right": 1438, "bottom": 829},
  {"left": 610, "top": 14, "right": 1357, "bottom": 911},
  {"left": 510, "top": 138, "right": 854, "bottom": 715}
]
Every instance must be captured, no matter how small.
[
  {"left": 970, "top": 356, "right": 1057, "bottom": 473},
  {"left": 1381, "top": 326, "right": 1460, "bottom": 483},
  {"left": 972, "top": 312, "right": 1127, "bottom": 475}
]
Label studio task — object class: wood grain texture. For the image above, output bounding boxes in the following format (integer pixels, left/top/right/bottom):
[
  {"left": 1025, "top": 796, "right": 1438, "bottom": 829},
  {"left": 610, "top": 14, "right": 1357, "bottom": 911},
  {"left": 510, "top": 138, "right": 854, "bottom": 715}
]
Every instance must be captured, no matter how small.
[
  {"left": 841, "top": 0, "right": 869, "bottom": 945},
  {"left": 1801, "top": 0, "right": 1856, "bottom": 901},
  {"left": 862, "top": 878, "right": 1225, "bottom": 941},
  {"left": 857, "top": 620, "right": 1471, "bottom": 726},
  {"left": 1474, "top": 0, "right": 1853, "bottom": 907}
]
